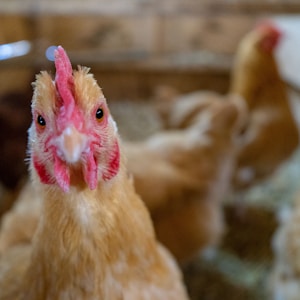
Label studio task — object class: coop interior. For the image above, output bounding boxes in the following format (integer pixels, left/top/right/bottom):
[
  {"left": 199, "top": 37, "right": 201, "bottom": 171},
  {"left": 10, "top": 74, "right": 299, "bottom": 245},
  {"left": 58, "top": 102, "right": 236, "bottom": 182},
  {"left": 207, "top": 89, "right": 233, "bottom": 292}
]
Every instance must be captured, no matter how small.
[{"left": 1, "top": 1, "right": 300, "bottom": 299}]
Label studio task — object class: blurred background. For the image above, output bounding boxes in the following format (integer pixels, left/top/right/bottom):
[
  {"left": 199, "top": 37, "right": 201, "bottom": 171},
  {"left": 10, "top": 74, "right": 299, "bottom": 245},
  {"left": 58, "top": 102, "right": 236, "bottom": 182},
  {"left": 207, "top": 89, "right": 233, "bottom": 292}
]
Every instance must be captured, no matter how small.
[{"left": 1, "top": 1, "right": 300, "bottom": 299}]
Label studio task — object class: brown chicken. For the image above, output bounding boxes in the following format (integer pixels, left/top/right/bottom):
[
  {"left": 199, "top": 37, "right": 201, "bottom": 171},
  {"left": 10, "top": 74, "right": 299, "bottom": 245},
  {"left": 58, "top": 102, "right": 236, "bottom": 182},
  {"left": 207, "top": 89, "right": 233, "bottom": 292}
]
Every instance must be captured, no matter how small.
[
  {"left": 153, "top": 88, "right": 228, "bottom": 130},
  {"left": 0, "top": 46, "right": 188, "bottom": 299},
  {"left": 125, "top": 94, "right": 247, "bottom": 263},
  {"left": 154, "top": 22, "right": 299, "bottom": 192},
  {"left": 230, "top": 21, "right": 299, "bottom": 190}
]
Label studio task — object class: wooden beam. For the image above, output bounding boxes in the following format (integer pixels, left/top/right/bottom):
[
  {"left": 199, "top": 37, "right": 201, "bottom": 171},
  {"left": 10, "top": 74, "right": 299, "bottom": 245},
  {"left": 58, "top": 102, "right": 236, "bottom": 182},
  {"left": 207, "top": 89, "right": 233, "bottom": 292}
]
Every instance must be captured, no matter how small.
[{"left": 1, "top": 0, "right": 300, "bottom": 15}]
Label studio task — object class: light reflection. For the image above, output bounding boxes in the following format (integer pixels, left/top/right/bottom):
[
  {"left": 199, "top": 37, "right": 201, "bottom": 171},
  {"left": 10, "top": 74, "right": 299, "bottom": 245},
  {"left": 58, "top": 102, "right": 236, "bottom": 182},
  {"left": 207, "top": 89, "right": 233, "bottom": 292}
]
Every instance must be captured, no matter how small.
[
  {"left": 45, "top": 45, "right": 58, "bottom": 61},
  {"left": 0, "top": 40, "right": 31, "bottom": 60}
]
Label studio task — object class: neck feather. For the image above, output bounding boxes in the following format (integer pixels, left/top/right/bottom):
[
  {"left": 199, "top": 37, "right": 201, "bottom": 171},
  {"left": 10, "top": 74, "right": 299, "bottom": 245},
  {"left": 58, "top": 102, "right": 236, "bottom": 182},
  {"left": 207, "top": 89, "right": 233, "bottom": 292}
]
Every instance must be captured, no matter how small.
[{"left": 24, "top": 164, "right": 157, "bottom": 299}]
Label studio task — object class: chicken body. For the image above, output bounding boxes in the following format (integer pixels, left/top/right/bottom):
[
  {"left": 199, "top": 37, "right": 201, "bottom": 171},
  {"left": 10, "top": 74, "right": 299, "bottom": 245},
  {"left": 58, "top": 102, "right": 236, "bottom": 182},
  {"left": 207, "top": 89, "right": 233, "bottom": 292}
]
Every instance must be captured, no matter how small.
[
  {"left": 154, "top": 22, "right": 299, "bottom": 193},
  {"left": 230, "top": 22, "right": 299, "bottom": 190},
  {"left": 125, "top": 94, "right": 247, "bottom": 263},
  {"left": 154, "top": 88, "right": 224, "bottom": 130},
  {"left": 0, "top": 47, "right": 188, "bottom": 300}
]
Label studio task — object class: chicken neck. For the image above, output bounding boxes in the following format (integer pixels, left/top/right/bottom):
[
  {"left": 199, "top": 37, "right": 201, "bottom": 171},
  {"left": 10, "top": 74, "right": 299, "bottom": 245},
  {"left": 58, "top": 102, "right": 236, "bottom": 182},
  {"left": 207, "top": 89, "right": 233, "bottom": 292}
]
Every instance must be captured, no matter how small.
[{"left": 22, "top": 165, "right": 159, "bottom": 299}]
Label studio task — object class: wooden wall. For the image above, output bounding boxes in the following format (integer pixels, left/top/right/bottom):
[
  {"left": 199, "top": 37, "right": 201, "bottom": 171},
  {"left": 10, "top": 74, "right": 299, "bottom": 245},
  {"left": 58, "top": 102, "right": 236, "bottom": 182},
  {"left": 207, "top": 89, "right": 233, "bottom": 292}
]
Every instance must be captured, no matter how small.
[{"left": 0, "top": 0, "right": 299, "bottom": 99}]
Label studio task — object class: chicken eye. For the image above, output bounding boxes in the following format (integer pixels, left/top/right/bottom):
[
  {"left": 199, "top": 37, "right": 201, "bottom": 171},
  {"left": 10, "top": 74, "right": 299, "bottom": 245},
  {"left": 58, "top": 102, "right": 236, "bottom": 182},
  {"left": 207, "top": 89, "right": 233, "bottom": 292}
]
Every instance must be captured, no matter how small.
[
  {"left": 37, "top": 115, "right": 46, "bottom": 127},
  {"left": 96, "top": 108, "right": 104, "bottom": 121}
]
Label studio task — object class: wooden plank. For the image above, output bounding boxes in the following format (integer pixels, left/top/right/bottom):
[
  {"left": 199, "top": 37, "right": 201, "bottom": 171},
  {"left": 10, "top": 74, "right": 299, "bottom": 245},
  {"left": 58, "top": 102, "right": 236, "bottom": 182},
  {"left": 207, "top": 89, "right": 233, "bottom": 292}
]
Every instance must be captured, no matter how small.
[
  {"left": 0, "top": 12, "right": 293, "bottom": 59},
  {"left": 0, "top": 68, "right": 33, "bottom": 94},
  {"left": 0, "top": 7, "right": 298, "bottom": 100},
  {"left": 0, "top": 13, "right": 257, "bottom": 57},
  {"left": 90, "top": 67, "right": 230, "bottom": 101},
  {"left": 1, "top": 0, "right": 300, "bottom": 15},
  {"left": 161, "top": 14, "right": 256, "bottom": 55},
  {"left": 34, "top": 15, "right": 158, "bottom": 55},
  {"left": 0, "top": 14, "right": 33, "bottom": 44}
]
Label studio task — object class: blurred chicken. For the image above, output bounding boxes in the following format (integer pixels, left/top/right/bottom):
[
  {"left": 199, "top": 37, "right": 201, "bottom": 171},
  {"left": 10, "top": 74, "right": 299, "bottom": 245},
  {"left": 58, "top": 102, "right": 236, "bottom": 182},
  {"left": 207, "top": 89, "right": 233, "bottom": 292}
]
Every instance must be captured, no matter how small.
[
  {"left": 125, "top": 94, "right": 247, "bottom": 263},
  {"left": 230, "top": 21, "right": 299, "bottom": 190},
  {"left": 269, "top": 193, "right": 300, "bottom": 300},
  {"left": 0, "top": 46, "right": 188, "bottom": 299},
  {"left": 154, "top": 22, "right": 299, "bottom": 193},
  {"left": 154, "top": 87, "right": 228, "bottom": 130}
]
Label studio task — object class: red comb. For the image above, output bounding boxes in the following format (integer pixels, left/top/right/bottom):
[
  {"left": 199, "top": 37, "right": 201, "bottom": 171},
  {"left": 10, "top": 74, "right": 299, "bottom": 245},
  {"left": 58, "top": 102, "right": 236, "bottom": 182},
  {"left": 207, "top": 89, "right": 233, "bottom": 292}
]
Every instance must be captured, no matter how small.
[
  {"left": 54, "top": 46, "right": 75, "bottom": 120},
  {"left": 256, "top": 21, "right": 282, "bottom": 37},
  {"left": 256, "top": 21, "right": 282, "bottom": 52}
]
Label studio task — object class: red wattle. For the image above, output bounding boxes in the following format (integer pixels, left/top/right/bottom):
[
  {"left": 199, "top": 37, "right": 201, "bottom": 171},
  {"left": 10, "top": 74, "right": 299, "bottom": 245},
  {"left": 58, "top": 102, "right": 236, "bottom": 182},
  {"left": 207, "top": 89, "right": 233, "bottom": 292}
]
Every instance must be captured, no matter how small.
[
  {"left": 83, "top": 151, "right": 98, "bottom": 190},
  {"left": 102, "top": 141, "right": 120, "bottom": 181},
  {"left": 54, "top": 156, "right": 70, "bottom": 192},
  {"left": 33, "top": 156, "right": 54, "bottom": 185}
]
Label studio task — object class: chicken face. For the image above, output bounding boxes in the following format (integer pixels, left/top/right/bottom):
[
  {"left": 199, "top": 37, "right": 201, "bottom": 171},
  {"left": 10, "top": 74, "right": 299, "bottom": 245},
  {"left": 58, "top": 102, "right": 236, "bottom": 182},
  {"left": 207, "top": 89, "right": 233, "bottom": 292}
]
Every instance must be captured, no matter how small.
[{"left": 28, "top": 46, "right": 120, "bottom": 192}]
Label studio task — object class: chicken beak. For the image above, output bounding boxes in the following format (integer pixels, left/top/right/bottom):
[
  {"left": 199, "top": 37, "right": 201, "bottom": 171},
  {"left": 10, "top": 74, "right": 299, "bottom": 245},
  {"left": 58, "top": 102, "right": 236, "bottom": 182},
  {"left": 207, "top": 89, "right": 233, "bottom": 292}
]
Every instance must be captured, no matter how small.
[{"left": 57, "top": 125, "right": 88, "bottom": 164}]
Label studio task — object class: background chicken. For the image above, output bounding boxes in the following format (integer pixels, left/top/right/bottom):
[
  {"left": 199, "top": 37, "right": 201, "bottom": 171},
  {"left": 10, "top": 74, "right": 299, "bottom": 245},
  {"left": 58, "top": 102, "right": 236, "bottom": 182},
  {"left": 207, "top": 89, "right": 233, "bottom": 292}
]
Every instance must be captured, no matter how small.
[
  {"left": 125, "top": 93, "right": 247, "bottom": 263},
  {"left": 153, "top": 22, "right": 299, "bottom": 194},
  {"left": 153, "top": 88, "right": 229, "bottom": 130},
  {"left": 0, "top": 46, "right": 189, "bottom": 299},
  {"left": 229, "top": 21, "right": 299, "bottom": 191}
]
